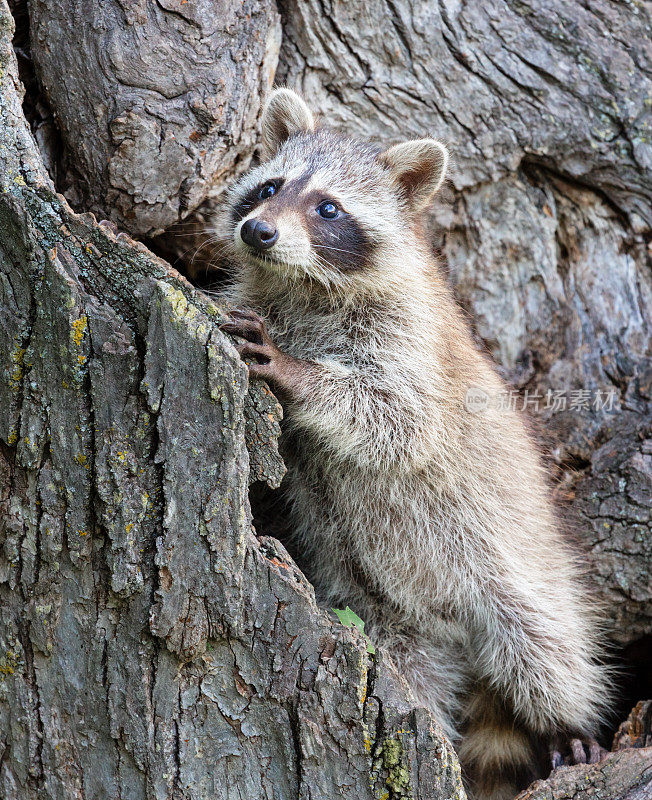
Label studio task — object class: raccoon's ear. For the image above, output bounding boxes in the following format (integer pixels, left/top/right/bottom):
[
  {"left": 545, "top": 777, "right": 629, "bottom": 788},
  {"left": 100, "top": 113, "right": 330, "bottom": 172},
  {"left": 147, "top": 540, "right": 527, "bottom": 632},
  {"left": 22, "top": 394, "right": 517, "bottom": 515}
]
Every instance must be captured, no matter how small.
[
  {"left": 261, "top": 88, "right": 315, "bottom": 157},
  {"left": 379, "top": 139, "right": 448, "bottom": 212}
]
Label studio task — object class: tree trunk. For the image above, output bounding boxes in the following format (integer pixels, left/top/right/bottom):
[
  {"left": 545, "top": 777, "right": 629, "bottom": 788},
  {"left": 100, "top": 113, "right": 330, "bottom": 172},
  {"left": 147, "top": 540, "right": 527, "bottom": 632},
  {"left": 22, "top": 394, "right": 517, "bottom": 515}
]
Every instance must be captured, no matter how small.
[
  {"left": 515, "top": 748, "right": 652, "bottom": 800},
  {"left": 0, "top": 6, "right": 464, "bottom": 798},
  {"left": 23, "top": 0, "right": 281, "bottom": 237},
  {"left": 1, "top": 0, "right": 651, "bottom": 798}
]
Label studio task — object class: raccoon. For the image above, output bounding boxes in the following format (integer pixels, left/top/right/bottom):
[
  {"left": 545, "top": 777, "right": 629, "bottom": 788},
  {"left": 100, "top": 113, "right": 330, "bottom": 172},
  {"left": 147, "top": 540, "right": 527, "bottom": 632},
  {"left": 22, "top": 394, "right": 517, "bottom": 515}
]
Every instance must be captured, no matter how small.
[{"left": 216, "top": 88, "right": 610, "bottom": 800}]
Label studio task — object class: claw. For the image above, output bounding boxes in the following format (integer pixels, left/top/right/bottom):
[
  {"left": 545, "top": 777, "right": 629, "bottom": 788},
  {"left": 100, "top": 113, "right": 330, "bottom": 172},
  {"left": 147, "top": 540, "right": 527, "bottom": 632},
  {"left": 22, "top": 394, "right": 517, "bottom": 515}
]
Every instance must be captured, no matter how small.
[
  {"left": 98, "top": 219, "right": 118, "bottom": 234},
  {"left": 587, "top": 738, "right": 607, "bottom": 764},
  {"left": 570, "top": 738, "right": 587, "bottom": 764},
  {"left": 220, "top": 309, "right": 270, "bottom": 346},
  {"left": 220, "top": 309, "right": 304, "bottom": 394},
  {"left": 220, "top": 319, "right": 265, "bottom": 345},
  {"left": 550, "top": 734, "right": 609, "bottom": 771},
  {"left": 229, "top": 308, "right": 262, "bottom": 322},
  {"left": 236, "top": 342, "right": 271, "bottom": 363}
]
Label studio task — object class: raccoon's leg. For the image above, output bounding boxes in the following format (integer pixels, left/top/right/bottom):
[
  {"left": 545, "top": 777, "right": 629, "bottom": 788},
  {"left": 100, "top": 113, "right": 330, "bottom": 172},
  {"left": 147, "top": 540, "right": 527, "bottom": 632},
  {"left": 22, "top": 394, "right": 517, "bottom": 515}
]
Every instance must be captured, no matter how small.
[
  {"left": 457, "top": 576, "right": 609, "bottom": 800},
  {"left": 221, "top": 309, "right": 443, "bottom": 470},
  {"left": 457, "top": 685, "right": 538, "bottom": 800}
]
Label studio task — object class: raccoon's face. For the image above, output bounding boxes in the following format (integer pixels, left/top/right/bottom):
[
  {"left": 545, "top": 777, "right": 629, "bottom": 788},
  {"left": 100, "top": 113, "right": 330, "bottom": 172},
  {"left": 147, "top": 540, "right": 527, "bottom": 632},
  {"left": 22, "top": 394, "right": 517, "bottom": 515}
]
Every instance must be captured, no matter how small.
[{"left": 222, "top": 89, "right": 448, "bottom": 292}]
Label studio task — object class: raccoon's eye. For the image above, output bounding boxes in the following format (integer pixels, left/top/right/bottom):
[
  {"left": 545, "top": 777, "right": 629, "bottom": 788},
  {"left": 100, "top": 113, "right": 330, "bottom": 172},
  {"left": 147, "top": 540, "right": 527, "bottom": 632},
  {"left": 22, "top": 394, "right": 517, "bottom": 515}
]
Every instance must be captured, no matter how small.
[
  {"left": 258, "top": 182, "right": 277, "bottom": 200},
  {"left": 316, "top": 201, "right": 339, "bottom": 219}
]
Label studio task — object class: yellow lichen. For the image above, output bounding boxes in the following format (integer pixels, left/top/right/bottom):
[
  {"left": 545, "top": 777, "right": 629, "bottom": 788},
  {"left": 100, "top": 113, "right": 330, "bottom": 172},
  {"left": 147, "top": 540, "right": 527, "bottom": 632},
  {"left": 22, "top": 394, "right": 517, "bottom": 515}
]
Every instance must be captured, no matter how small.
[
  {"left": 9, "top": 346, "right": 25, "bottom": 390},
  {"left": 0, "top": 649, "right": 19, "bottom": 678},
  {"left": 381, "top": 736, "right": 411, "bottom": 798},
  {"left": 71, "top": 315, "right": 88, "bottom": 347},
  {"left": 163, "top": 285, "right": 190, "bottom": 318},
  {"left": 360, "top": 658, "right": 368, "bottom": 706}
]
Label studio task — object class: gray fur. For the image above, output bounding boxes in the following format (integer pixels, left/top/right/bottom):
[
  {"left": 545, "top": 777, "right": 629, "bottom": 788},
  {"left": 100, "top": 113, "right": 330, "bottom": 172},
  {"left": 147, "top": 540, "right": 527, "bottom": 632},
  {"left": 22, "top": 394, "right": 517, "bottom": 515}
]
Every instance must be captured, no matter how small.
[{"left": 213, "top": 89, "right": 611, "bottom": 800}]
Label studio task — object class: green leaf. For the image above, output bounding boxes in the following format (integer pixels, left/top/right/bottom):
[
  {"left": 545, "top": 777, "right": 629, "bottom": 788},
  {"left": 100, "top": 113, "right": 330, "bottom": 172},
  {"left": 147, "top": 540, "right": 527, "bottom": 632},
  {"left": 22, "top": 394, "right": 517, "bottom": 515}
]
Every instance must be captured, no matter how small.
[{"left": 333, "top": 606, "right": 375, "bottom": 654}]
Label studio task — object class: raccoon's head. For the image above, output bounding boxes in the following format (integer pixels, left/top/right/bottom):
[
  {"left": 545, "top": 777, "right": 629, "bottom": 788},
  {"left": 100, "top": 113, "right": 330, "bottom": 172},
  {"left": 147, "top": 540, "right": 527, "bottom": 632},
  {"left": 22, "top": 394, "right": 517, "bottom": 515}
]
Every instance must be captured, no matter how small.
[{"left": 220, "top": 88, "right": 448, "bottom": 295}]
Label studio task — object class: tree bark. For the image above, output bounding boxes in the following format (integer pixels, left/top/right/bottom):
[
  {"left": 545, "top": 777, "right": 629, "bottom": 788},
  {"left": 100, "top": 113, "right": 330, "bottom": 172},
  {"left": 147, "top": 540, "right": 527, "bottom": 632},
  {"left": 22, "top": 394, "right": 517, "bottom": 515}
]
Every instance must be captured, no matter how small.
[
  {"left": 25, "top": 0, "right": 281, "bottom": 237},
  {"left": 613, "top": 701, "right": 652, "bottom": 753},
  {"left": 0, "top": 5, "right": 465, "bottom": 798},
  {"left": 1, "top": 0, "right": 651, "bottom": 798},
  {"left": 515, "top": 748, "right": 652, "bottom": 800}
]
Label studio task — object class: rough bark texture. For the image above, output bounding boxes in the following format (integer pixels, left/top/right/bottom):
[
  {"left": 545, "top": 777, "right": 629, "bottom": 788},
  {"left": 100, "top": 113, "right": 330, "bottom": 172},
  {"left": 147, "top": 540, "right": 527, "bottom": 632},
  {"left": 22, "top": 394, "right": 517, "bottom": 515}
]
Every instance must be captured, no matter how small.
[
  {"left": 512, "top": 702, "right": 652, "bottom": 800},
  {"left": 277, "top": 0, "right": 652, "bottom": 648},
  {"left": 25, "top": 0, "right": 281, "bottom": 237},
  {"left": 0, "top": 5, "right": 465, "bottom": 798},
  {"left": 1, "top": 0, "right": 651, "bottom": 798},
  {"left": 515, "top": 748, "right": 652, "bottom": 800},
  {"left": 279, "top": 0, "right": 650, "bottom": 224},
  {"left": 613, "top": 701, "right": 652, "bottom": 753}
]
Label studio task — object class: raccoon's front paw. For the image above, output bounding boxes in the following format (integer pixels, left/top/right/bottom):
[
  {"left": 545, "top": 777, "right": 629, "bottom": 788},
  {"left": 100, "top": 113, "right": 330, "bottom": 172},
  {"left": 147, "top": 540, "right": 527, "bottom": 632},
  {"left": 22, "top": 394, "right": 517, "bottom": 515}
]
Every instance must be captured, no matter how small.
[
  {"left": 219, "top": 309, "right": 305, "bottom": 395},
  {"left": 550, "top": 736, "right": 607, "bottom": 770}
]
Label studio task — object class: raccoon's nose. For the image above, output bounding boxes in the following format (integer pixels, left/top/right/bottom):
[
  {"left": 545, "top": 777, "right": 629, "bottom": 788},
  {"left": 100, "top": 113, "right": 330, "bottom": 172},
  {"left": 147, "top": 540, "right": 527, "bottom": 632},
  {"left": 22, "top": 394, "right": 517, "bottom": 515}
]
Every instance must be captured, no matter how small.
[{"left": 241, "top": 219, "right": 279, "bottom": 251}]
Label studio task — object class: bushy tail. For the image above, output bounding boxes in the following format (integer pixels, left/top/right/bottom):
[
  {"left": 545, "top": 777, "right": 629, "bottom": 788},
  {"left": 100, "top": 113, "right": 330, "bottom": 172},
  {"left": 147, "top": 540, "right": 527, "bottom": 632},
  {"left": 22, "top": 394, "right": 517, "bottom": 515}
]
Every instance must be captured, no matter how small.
[{"left": 457, "top": 687, "right": 539, "bottom": 800}]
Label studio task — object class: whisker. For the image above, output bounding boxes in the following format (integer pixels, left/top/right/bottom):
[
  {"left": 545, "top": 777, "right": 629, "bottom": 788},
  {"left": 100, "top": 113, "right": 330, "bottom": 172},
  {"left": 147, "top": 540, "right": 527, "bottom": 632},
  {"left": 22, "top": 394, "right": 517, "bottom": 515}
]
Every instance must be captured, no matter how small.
[
  {"left": 312, "top": 244, "right": 361, "bottom": 256},
  {"left": 163, "top": 235, "right": 232, "bottom": 266}
]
